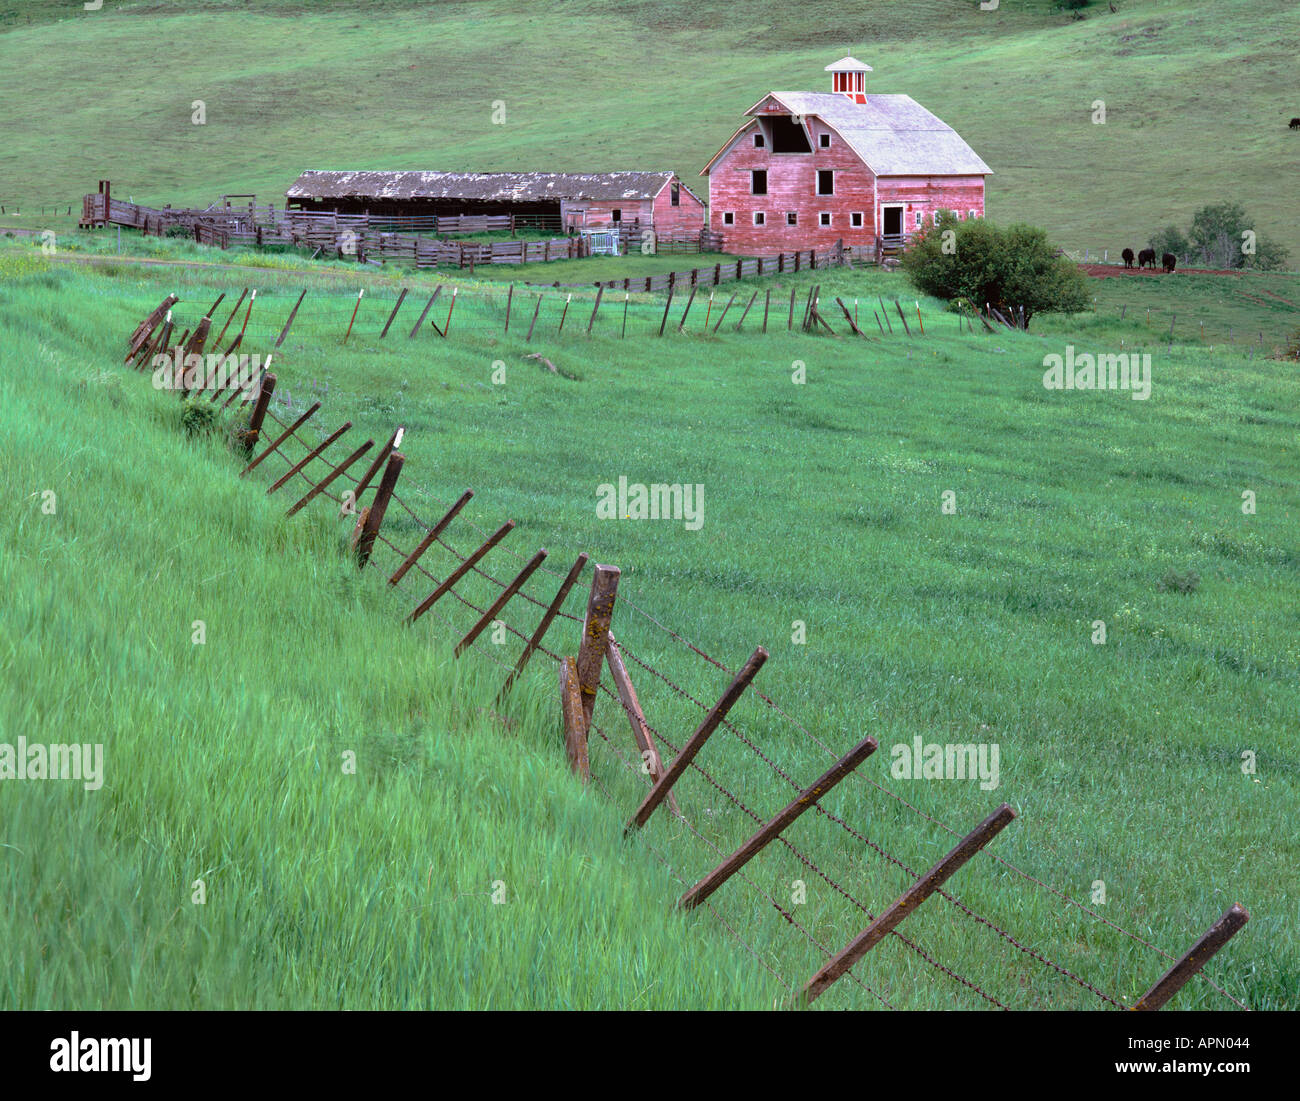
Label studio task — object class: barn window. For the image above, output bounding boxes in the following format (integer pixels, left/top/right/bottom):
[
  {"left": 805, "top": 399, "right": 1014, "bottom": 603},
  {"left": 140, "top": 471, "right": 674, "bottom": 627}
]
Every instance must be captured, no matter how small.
[
  {"left": 723, "top": 211, "right": 735, "bottom": 225},
  {"left": 769, "top": 115, "right": 812, "bottom": 154},
  {"left": 819, "top": 212, "right": 831, "bottom": 226},
  {"left": 968, "top": 209, "right": 978, "bottom": 220},
  {"left": 786, "top": 211, "right": 798, "bottom": 226},
  {"left": 819, "top": 132, "right": 831, "bottom": 149},
  {"left": 753, "top": 211, "right": 765, "bottom": 226},
  {"left": 612, "top": 209, "right": 621, "bottom": 223},
  {"left": 751, "top": 170, "right": 767, "bottom": 195},
  {"left": 671, "top": 182, "right": 680, "bottom": 206},
  {"left": 850, "top": 211, "right": 863, "bottom": 227},
  {"left": 817, "top": 170, "right": 834, "bottom": 196},
  {"left": 753, "top": 132, "right": 765, "bottom": 148},
  {"left": 915, "top": 212, "right": 923, "bottom": 227}
]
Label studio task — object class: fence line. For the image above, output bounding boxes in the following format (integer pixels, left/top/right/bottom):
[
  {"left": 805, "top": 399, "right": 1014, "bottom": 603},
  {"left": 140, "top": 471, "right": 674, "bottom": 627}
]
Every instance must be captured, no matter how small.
[{"left": 112, "top": 291, "right": 1254, "bottom": 1010}]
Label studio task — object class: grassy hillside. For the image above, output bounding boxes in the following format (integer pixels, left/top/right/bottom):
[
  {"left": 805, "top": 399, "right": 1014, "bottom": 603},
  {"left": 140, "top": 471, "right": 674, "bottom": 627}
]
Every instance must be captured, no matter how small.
[
  {"left": 0, "top": 250, "right": 791, "bottom": 1010},
  {"left": 4, "top": 236, "right": 1294, "bottom": 1008},
  {"left": 1, "top": 0, "right": 1298, "bottom": 261}
]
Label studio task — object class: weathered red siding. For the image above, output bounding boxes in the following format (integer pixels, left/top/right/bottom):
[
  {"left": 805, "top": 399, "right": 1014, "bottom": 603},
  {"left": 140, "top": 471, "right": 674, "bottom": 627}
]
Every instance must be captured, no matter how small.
[
  {"left": 877, "top": 177, "right": 985, "bottom": 235},
  {"left": 558, "top": 176, "right": 705, "bottom": 239},
  {"left": 651, "top": 181, "right": 707, "bottom": 236},
  {"left": 705, "top": 120, "right": 986, "bottom": 255},
  {"left": 706, "top": 119, "right": 877, "bottom": 254}
]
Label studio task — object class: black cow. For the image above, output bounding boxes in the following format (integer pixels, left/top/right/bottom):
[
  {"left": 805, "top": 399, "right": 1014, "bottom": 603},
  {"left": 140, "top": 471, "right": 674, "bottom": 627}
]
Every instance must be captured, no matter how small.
[
  {"left": 1121, "top": 247, "right": 1135, "bottom": 268},
  {"left": 1137, "top": 248, "right": 1157, "bottom": 269},
  {"left": 1162, "top": 253, "right": 1177, "bottom": 273},
  {"left": 1291, "top": 118, "right": 1300, "bottom": 129}
]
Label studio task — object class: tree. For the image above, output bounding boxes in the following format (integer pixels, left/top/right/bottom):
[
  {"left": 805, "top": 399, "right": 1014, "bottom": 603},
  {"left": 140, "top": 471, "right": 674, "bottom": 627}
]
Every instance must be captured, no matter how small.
[
  {"left": 901, "top": 213, "right": 1089, "bottom": 328},
  {"left": 1147, "top": 224, "right": 1191, "bottom": 265},
  {"left": 1175, "top": 200, "right": 1291, "bottom": 271}
]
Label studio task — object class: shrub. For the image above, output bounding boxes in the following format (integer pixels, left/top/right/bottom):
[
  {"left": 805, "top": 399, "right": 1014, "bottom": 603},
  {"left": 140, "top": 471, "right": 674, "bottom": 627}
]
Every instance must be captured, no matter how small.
[
  {"left": 1157, "top": 568, "right": 1201, "bottom": 595},
  {"left": 901, "top": 214, "right": 1090, "bottom": 328},
  {"left": 180, "top": 397, "right": 217, "bottom": 436}
]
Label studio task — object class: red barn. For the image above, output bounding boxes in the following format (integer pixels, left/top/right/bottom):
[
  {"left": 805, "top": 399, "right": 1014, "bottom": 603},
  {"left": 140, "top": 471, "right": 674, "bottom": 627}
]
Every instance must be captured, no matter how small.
[{"left": 700, "top": 58, "right": 991, "bottom": 257}]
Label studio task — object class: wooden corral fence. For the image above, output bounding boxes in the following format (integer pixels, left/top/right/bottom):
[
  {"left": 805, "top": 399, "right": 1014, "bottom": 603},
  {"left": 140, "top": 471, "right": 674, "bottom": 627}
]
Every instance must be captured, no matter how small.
[
  {"left": 109, "top": 290, "right": 1256, "bottom": 1012},
  {"left": 80, "top": 185, "right": 585, "bottom": 267},
  {"left": 81, "top": 184, "right": 719, "bottom": 263}
]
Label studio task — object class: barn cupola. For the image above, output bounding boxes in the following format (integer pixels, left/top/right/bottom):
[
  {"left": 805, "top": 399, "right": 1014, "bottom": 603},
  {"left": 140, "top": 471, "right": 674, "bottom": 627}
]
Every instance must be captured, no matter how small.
[{"left": 825, "top": 56, "right": 871, "bottom": 104}]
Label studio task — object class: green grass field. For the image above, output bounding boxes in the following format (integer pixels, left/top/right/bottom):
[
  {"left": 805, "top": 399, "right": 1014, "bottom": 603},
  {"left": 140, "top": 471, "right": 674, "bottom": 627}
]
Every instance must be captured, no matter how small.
[
  {"left": 1, "top": 0, "right": 1298, "bottom": 261},
  {"left": 1, "top": 0, "right": 1296, "bottom": 1014},
  {"left": 2, "top": 235, "right": 1295, "bottom": 1009}
]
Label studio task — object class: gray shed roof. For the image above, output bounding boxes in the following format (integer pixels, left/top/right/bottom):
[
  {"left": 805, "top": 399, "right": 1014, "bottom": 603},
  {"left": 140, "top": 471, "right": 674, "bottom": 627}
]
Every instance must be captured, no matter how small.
[
  {"left": 731, "top": 92, "right": 991, "bottom": 177},
  {"left": 286, "top": 170, "right": 680, "bottom": 203}
]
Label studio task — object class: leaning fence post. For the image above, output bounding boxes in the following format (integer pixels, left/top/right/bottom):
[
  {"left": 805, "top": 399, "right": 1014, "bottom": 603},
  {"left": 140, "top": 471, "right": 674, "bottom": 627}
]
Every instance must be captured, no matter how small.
[
  {"left": 266, "top": 422, "right": 353, "bottom": 495},
  {"left": 1132, "top": 903, "right": 1250, "bottom": 1011},
  {"left": 407, "top": 520, "right": 515, "bottom": 622},
  {"left": 241, "top": 372, "right": 277, "bottom": 453},
  {"left": 454, "top": 548, "right": 549, "bottom": 657},
  {"left": 680, "top": 735, "right": 878, "bottom": 911},
  {"left": 355, "top": 449, "right": 404, "bottom": 568},
  {"left": 576, "top": 565, "right": 619, "bottom": 729},
  {"left": 605, "top": 633, "right": 680, "bottom": 817},
  {"left": 388, "top": 488, "right": 473, "bottom": 586},
  {"left": 791, "top": 803, "right": 1017, "bottom": 1008},
  {"left": 285, "top": 438, "right": 374, "bottom": 517},
  {"left": 560, "top": 657, "right": 590, "bottom": 782},
  {"left": 497, "top": 552, "right": 590, "bottom": 703},
  {"left": 379, "top": 287, "right": 409, "bottom": 338},
  {"left": 274, "top": 289, "right": 307, "bottom": 348},
  {"left": 241, "top": 400, "right": 321, "bottom": 476},
  {"left": 624, "top": 646, "right": 768, "bottom": 835}
]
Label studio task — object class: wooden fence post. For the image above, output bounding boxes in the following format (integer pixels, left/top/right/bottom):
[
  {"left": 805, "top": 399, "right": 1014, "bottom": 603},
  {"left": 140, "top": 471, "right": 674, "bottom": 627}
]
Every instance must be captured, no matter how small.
[
  {"left": 379, "top": 287, "right": 408, "bottom": 338},
  {"left": 625, "top": 646, "right": 768, "bottom": 834},
  {"left": 241, "top": 401, "right": 321, "bottom": 476},
  {"left": 792, "top": 803, "right": 1017, "bottom": 1008},
  {"left": 274, "top": 289, "right": 307, "bottom": 348},
  {"left": 787, "top": 288, "right": 796, "bottom": 331},
  {"left": 712, "top": 293, "right": 736, "bottom": 333},
  {"left": 497, "top": 552, "right": 590, "bottom": 702},
  {"left": 504, "top": 283, "right": 513, "bottom": 333},
  {"left": 560, "top": 657, "right": 590, "bottom": 782},
  {"left": 605, "top": 633, "right": 679, "bottom": 817},
  {"left": 576, "top": 564, "right": 619, "bottom": 729},
  {"left": 454, "top": 548, "right": 549, "bottom": 657},
  {"left": 354, "top": 449, "right": 404, "bottom": 568},
  {"left": 526, "top": 294, "right": 543, "bottom": 342},
  {"left": 352, "top": 426, "right": 403, "bottom": 502},
  {"left": 285, "top": 438, "right": 374, "bottom": 517},
  {"left": 586, "top": 286, "right": 603, "bottom": 334},
  {"left": 677, "top": 286, "right": 697, "bottom": 331},
  {"left": 658, "top": 286, "right": 675, "bottom": 336},
  {"left": 734, "top": 291, "right": 758, "bottom": 332},
  {"left": 679, "top": 735, "right": 878, "bottom": 911},
  {"left": 1132, "top": 904, "right": 1250, "bottom": 1011},
  {"left": 343, "top": 289, "right": 363, "bottom": 343},
  {"left": 408, "top": 287, "right": 442, "bottom": 338},
  {"left": 388, "top": 489, "right": 474, "bottom": 585},
  {"left": 266, "top": 422, "right": 352, "bottom": 495},
  {"left": 407, "top": 520, "right": 515, "bottom": 622},
  {"left": 241, "top": 372, "right": 277, "bottom": 452}
]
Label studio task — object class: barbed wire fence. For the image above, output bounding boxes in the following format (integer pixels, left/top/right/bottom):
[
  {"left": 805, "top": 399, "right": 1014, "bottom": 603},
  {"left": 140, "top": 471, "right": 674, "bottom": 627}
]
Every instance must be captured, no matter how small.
[{"left": 115, "top": 290, "right": 1254, "bottom": 1010}]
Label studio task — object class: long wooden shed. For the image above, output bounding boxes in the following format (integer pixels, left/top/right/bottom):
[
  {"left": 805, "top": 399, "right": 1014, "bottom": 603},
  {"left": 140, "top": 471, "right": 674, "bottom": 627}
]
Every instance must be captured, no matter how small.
[{"left": 285, "top": 170, "right": 705, "bottom": 236}]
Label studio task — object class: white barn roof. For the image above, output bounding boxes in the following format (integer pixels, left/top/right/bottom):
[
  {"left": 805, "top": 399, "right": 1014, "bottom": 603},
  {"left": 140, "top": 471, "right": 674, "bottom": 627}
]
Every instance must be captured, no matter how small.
[{"left": 737, "top": 91, "right": 991, "bottom": 177}]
